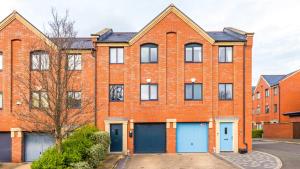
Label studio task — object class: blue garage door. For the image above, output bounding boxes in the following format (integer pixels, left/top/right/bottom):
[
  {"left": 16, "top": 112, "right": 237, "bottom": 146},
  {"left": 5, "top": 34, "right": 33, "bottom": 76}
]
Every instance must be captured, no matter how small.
[
  {"left": 0, "top": 133, "right": 12, "bottom": 162},
  {"left": 24, "top": 133, "right": 54, "bottom": 162},
  {"left": 134, "top": 123, "right": 166, "bottom": 153},
  {"left": 176, "top": 123, "right": 208, "bottom": 152}
]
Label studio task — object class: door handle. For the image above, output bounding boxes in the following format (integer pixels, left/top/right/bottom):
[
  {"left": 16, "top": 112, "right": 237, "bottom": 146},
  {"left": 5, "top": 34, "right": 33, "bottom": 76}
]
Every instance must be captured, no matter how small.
[{"left": 224, "top": 139, "right": 228, "bottom": 140}]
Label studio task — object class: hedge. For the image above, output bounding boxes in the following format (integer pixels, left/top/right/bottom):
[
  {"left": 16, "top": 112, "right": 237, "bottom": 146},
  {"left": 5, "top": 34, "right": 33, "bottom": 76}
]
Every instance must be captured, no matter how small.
[
  {"left": 32, "top": 125, "right": 110, "bottom": 169},
  {"left": 252, "top": 129, "right": 263, "bottom": 138}
]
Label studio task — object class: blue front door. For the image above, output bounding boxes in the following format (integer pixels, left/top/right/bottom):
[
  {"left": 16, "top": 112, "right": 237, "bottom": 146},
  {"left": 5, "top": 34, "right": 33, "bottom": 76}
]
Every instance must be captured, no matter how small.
[
  {"left": 176, "top": 123, "right": 208, "bottom": 152},
  {"left": 110, "top": 124, "right": 123, "bottom": 152},
  {"left": 220, "top": 122, "right": 233, "bottom": 151}
]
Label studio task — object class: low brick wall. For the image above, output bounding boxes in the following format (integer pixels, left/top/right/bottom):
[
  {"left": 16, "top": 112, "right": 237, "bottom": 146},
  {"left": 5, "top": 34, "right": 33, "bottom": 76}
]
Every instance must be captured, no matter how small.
[{"left": 263, "top": 123, "right": 293, "bottom": 139}]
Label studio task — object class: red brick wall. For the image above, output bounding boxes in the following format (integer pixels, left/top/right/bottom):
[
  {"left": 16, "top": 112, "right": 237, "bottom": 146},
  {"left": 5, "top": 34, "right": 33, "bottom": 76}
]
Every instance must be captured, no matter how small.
[
  {"left": 96, "top": 12, "right": 253, "bottom": 153},
  {"left": 0, "top": 18, "right": 95, "bottom": 162},
  {"left": 252, "top": 78, "right": 280, "bottom": 124},
  {"left": 263, "top": 123, "right": 293, "bottom": 139},
  {"left": 280, "top": 71, "right": 300, "bottom": 122}
]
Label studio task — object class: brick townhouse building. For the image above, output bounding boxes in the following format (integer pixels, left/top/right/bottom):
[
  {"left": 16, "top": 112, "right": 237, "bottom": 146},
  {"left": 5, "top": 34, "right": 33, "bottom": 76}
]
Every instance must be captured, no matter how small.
[
  {"left": 0, "top": 11, "right": 95, "bottom": 162},
  {"left": 0, "top": 4, "right": 254, "bottom": 162},
  {"left": 93, "top": 5, "right": 253, "bottom": 155},
  {"left": 252, "top": 70, "right": 300, "bottom": 138}
]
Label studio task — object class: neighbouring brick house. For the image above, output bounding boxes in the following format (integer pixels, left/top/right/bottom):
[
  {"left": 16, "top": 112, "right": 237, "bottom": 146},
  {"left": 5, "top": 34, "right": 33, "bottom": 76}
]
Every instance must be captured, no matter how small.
[
  {"left": 0, "top": 4, "right": 254, "bottom": 162},
  {"left": 93, "top": 5, "right": 253, "bottom": 155},
  {"left": 0, "top": 11, "right": 95, "bottom": 162},
  {"left": 252, "top": 70, "right": 300, "bottom": 138}
]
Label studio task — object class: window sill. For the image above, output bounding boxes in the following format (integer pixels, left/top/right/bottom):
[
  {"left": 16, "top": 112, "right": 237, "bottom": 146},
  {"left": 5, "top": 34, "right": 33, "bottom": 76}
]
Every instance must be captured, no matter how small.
[{"left": 184, "top": 62, "right": 203, "bottom": 64}]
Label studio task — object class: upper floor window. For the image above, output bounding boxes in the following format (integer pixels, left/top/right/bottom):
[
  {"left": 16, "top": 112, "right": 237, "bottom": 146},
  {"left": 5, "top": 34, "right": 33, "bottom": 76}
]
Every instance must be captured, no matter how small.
[
  {"left": 141, "top": 44, "right": 158, "bottom": 63},
  {"left": 219, "top": 83, "right": 233, "bottom": 100},
  {"left": 0, "top": 92, "right": 2, "bottom": 109},
  {"left": 141, "top": 84, "right": 158, "bottom": 101},
  {"left": 257, "top": 92, "right": 260, "bottom": 99},
  {"left": 31, "top": 91, "right": 48, "bottom": 108},
  {"left": 265, "top": 89, "right": 270, "bottom": 97},
  {"left": 219, "top": 46, "right": 233, "bottom": 63},
  {"left": 265, "top": 105, "right": 270, "bottom": 113},
  {"left": 185, "top": 43, "right": 202, "bottom": 63},
  {"left": 274, "top": 87, "right": 278, "bottom": 95},
  {"left": 185, "top": 83, "right": 202, "bottom": 100},
  {"left": 0, "top": 52, "right": 3, "bottom": 70},
  {"left": 274, "top": 104, "right": 278, "bottom": 113},
  {"left": 257, "top": 105, "right": 260, "bottom": 114},
  {"left": 110, "top": 48, "right": 124, "bottom": 64},
  {"left": 67, "top": 91, "right": 81, "bottom": 109},
  {"left": 109, "top": 84, "right": 124, "bottom": 101},
  {"left": 31, "top": 51, "right": 49, "bottom": 70},
  {"left": 67, "top": 54, "right": 81, "bottom": 70}
]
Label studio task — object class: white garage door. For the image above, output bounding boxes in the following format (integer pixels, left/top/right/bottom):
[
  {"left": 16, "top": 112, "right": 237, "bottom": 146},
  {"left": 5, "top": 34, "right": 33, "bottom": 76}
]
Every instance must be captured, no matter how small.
[{"left": 24, "top": 133, "right": 54, "bottom": 162}]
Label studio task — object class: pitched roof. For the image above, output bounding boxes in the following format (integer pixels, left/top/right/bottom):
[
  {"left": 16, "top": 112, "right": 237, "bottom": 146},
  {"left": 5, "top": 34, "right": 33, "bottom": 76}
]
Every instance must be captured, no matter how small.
[
  {"left": 70, "top": 38, "right": 94, "bottom": 49},
  {"left": 95, "top": 5, "right": 251, "bottom": 44},
  {"left": 98, "top": 32, "right": 137, "bottom": 43},
  {"left": 0, "top": 11, "right": 94, "bottom": 50},
  {"left": 262, "top": 75, "right": 286, "bottom": 86},
  {"left": 96, "top": 30, "right": 246, "bottom": 43},
  {"left": 207, "top": 31, "right": 246, "bottom": 42}
]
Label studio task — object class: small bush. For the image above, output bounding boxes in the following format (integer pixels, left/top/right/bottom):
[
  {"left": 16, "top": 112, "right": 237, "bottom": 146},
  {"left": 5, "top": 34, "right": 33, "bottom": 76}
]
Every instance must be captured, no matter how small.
[
  {"left": 252, "top": 129, "right": 263, "bottom": 138},
  {"left": 91, "top": 131, "right": 110, "bottom": 148},
  {"left": 87, "top": 144, "right": 107, "bottom": 168},
  {"left": 32, "top": 125, "right": 109, "bottom": 169},
  {"left": 31, "top": 147, "right": 65, "bottom": 169},
  {"left": 71, "top": 161, "right": 92, "bottom": 169}
]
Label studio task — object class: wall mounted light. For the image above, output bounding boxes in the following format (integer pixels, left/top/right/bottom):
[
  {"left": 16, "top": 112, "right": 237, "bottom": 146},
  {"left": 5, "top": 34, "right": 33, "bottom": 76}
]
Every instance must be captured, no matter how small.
[
  {"left": 191, "top": 78, "right": 196, "bottom": 83},
  {"left": 146, "top": 79, "right": 151, "bottom": 83}
]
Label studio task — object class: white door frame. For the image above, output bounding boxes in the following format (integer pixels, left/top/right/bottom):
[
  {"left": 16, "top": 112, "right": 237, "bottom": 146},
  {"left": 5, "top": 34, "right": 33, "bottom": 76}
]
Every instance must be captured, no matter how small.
[
  {"left": 215, "top": 117, "right": 239, "bottom": 153},
  {"left": 104, "top": 119, "right": 128, "bottom": 155}
]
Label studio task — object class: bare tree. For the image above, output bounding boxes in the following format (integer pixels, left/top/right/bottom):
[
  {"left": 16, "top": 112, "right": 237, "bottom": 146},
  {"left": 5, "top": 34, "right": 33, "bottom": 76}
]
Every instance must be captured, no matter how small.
[{"left": 13, "top": 9, "right": 93, "bottom": 152}]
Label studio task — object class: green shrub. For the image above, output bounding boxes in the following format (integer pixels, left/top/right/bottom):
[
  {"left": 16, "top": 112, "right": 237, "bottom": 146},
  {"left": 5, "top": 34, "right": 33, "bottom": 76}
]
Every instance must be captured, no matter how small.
[
  {"left": 71, "top": 161, "right": 92, "bottom": 169},
  {"left": 87, "top": 144, "right": 107, "bottom": 168},
  {"left": 91, "top": 131, "right": 110, "bottom": 149},
  {"left": 252, "top": 129, "right": 263, "bottom": 138},
  {"left": 68, "top": 125, "right": 99, "bottom": 140},
  {"left": 31, "top": 147, "right": 65, "bottom": 169},
  {"left": 32, "top": 125, "right": 109, "bottom": 169}
]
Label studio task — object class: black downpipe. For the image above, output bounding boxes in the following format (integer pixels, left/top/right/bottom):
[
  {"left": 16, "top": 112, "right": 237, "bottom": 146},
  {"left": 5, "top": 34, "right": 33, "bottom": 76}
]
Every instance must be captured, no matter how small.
[
  {"left": 241, "top": 42, "right": 248, "bottom": 153},
  {"left": 93, "top": 48, "right": 97, "bottom": 127}
]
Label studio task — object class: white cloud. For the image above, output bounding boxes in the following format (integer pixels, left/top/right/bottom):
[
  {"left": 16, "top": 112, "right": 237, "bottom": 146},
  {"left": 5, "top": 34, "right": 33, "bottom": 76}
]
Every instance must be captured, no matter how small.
[{"left": 1, "top": 0, "right": 300, "bottom": 85}]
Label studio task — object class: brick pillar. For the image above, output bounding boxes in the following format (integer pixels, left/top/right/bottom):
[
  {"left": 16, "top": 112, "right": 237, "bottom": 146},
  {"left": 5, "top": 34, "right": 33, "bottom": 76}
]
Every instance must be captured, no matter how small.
[
  {"left": 11, "top": 128, "right": 22, "bottom": 162},
  {"left": 166, "top": 119, "right": 176, "bottom": 153},
  {"left": 128, "top": 119, "right": 134, "bottom": 155}
]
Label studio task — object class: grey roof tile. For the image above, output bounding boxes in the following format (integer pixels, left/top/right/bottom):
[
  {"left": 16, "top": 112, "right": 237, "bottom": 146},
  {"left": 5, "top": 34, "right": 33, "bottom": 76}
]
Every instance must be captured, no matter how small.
[
  {"left": 207, "top": 31, "right": 246, "bottom": 42},
  {"left": 97, "top": 31, "right": 245, "bottom": 43},
  {"left": 98, "top": 32, "right": 137, "bottom": 42},
  {"left": 50, "top": 37, "right": 94, "bottom": 50},
  {"left": 262, "top": 75, "right": 286, "bottom": 86},
  {"left": 70, "top": 38, "right": 93, "bottom": 49}
]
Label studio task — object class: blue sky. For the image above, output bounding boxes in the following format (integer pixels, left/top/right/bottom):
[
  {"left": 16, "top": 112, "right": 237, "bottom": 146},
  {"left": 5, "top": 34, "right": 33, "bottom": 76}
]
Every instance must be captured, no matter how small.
[{"left": 1, "top": 0, "right": 300, "bottom": 85}]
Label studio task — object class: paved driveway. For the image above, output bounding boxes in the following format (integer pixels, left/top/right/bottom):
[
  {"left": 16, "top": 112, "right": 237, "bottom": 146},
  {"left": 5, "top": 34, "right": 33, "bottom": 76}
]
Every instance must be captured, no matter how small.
[
  {"left": 119, "top": 153, "right": 236, "bottom": 169},
  {"left": 253, "top": 140, "right": 300, "bottom": 169}
]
